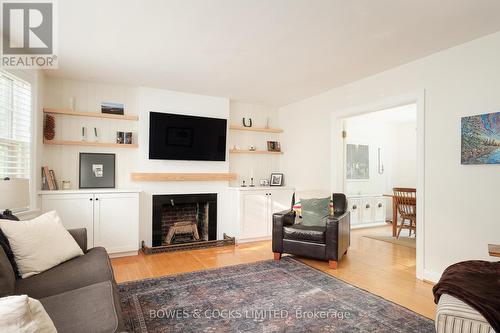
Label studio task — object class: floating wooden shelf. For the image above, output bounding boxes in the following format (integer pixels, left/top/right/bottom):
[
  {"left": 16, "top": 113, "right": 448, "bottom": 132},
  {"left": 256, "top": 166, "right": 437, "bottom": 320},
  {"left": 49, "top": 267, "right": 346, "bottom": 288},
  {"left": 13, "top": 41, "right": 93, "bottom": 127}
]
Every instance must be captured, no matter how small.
[
  {"left": 44, "top": 139, "right": 138, "bottom": 148},
  {"left": 229, "top": 149, "right": 282, "bottom": 155},
  {"left": 43, "top": 108, "right": 139, "bottom": 121},
  {"left": 131, "top": 173, "right": 237, "bottom": 182},
  {"left": 229, "top": 125, "right": 283, "bottom": 133}
]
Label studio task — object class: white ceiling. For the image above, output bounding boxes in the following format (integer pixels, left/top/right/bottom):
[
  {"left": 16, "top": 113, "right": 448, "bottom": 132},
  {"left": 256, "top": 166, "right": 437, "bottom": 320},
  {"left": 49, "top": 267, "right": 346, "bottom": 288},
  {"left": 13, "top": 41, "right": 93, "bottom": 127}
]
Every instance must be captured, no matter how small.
[{"left": 48, "top": 0, "right": 500, "bottom": 106}]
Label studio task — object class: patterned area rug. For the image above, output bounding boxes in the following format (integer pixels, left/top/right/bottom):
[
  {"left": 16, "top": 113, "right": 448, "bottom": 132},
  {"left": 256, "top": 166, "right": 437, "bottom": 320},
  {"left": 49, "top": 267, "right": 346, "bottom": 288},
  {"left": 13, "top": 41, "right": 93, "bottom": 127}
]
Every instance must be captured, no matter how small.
[{"left": 118, "top": 257, "right": 433, "bottom": 332}]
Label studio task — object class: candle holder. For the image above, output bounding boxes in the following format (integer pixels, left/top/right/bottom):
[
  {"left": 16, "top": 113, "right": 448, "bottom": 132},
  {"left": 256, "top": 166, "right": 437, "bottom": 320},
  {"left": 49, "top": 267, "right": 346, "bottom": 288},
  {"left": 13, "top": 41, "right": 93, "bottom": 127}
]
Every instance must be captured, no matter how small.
[{"left": 249, "top": 177, "right": 255, "bottom": 187}]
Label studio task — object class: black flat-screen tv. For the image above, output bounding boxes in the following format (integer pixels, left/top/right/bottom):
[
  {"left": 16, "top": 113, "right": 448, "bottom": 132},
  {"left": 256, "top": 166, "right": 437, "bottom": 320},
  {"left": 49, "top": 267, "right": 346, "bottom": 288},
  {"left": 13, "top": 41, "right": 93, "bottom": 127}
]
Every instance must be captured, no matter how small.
[{"left": 149, "top": 112, "right": 227, "bottom": 161}]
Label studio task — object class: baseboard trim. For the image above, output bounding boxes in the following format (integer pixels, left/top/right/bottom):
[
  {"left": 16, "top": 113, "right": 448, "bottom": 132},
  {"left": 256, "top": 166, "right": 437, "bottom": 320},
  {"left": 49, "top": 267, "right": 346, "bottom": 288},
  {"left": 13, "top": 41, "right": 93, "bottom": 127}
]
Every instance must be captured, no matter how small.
[
  {"left": 109, "top": 250, "right": 138, "bottom": 258},
  {"left": 423, "top": 269, "right": 441, "bottom": 283},
  {"left": 351, "top": 222, "right": 388, "bottom": 229},
  {"left": 236, "top": 236, "right": 272, "bottom": 244}
]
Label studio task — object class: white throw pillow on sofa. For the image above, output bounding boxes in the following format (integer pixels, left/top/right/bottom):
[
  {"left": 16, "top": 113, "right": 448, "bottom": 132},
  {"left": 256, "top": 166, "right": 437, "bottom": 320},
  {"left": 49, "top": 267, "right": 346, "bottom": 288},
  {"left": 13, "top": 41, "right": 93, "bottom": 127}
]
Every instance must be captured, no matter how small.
[
  {"left": 0, "top": 295, "right": 57, "bottom": 333},
  {"left": 0, "top": 211, "right": 83, "bottom": 278}
]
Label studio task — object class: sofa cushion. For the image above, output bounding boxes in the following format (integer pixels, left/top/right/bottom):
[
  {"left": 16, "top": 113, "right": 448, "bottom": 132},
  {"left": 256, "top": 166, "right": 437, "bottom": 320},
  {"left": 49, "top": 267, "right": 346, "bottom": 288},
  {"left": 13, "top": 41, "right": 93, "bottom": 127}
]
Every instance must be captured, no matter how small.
[
  {"left": 40, "top": 281, "right": 123, "bottom": 333},
  {"left": 0, "top": 295, "right": 57, "bottom": 333},
  {"left": 15, "top": 247, "right": 115, "bottom": 299},
  {"left": 0, "top": 247, "right": 15, "bottom": 297},
  {"left": 283, "top": 224, "right": 326, "bottom": 244},
  {"left": 0, "top": 211, "right": 83, "bottom": 278}
]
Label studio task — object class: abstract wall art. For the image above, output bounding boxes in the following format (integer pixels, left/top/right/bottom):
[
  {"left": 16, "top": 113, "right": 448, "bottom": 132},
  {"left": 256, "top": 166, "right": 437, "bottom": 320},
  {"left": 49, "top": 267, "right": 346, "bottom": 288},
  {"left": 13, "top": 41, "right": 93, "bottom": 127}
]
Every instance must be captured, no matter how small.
[{"left": 461, "top": 111, "right": 500, "bottom": 165}]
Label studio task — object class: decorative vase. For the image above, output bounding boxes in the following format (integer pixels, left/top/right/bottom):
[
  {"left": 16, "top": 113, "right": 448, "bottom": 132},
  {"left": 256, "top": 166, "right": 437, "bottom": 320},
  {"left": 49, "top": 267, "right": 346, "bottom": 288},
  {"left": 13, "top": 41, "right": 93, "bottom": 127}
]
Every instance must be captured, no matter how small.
[
  {"left": 43, "top": 114, "right": 55, "bottom": 140},
  {"left": 242, "top": 118, "right": 252, "bottom": 127}
]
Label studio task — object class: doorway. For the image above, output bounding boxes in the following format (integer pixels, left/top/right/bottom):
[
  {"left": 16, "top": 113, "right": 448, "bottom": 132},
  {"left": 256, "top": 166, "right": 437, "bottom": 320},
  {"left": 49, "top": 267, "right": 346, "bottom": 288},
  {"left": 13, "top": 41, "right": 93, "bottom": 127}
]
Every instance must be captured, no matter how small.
[{"left": 330, "top": 92, "right": 425, "bottom": 279}]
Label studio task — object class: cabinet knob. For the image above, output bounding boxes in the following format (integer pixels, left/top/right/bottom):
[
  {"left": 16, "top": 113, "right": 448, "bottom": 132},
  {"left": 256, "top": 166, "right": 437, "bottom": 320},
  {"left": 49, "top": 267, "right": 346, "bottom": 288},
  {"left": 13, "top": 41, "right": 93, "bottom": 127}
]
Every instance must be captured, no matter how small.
[
  {"left": 352, "top": 205, "right": 357, "bottom": 210},
  {"left": 89, "top": 198, "right": 93, "bottom": 201},
  {"left": 366, "top": 204, "right": 370, "bottom": 208},
  {"left": 378, "top": 203, "right": 382, "bottom": 208},
  {"left": 95, "top": 198, "right": 99, "bottom": 201}
]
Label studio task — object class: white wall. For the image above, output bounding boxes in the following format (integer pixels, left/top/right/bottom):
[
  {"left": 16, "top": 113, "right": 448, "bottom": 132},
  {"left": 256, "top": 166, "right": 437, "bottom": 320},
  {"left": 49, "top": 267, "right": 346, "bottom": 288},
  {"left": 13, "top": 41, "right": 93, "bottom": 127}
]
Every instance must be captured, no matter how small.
[
  {"left": 279, "top": 31, "right": 500, "bottom": 280},
  {"left": 392, "top": 121, "right": 417, "bottom": 188},
  {"left": 343, "top": 121, "right": 395, "bottom": 197},
  {"left": 228, "top": 101, "right": 281, "bottom": 186},
  {"left": 41, "top": 77, "right": 232, "bottom": 246},
  {"left": 343, "top": 116, "right": 417, "bottom": 195}
]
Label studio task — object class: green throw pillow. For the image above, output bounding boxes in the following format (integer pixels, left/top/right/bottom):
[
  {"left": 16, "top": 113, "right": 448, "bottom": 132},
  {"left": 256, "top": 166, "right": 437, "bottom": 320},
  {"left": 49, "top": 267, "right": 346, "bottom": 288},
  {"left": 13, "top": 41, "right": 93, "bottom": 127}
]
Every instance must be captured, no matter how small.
[{"left": 300, "top": 197, "right": 330, "bottom": 226}]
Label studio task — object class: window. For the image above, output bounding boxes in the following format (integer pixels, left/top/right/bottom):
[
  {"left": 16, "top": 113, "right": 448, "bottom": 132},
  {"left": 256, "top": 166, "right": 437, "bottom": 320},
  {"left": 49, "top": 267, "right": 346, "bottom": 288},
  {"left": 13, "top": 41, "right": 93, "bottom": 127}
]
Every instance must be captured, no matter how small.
[{"left": 0, "top": 70, "right": 32, "bottom": 181}]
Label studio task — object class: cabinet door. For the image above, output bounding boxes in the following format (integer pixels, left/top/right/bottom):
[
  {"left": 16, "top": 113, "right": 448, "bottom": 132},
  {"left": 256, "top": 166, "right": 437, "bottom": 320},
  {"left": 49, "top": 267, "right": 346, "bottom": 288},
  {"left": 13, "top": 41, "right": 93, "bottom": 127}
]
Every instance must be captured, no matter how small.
[
  {"left": 348, "top": 198, "right": 361, "bottom": 225},
  {"left": 374, "top": 197, "right": 386, "bottom": 222},
  {"left": 94, "top": 192, "right": 139, "bottom": 254},
  {"left": 361, "top": 198, "right": 374, "bottom": 223},
  {"left": 240, "top": 192, "right": 269, "bottom": 240},
  {"left": 41, "top": 194, "right": 94, "bottom": 248}
]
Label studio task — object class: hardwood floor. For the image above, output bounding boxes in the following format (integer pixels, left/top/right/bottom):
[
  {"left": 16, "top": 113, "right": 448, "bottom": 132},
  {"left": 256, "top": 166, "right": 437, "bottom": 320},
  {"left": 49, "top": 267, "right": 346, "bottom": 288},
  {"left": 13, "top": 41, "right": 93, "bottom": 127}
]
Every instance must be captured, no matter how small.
[{"left": 111, "top": 225, "right": 436, "bottom": 319}]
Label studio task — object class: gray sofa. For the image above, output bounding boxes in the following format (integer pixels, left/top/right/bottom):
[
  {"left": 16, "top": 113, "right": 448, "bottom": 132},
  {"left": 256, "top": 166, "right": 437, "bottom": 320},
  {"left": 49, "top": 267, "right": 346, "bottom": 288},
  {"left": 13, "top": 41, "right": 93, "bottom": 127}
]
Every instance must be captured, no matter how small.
[{"left": 0, "top": 228, "right": 125, "bottom": 333}]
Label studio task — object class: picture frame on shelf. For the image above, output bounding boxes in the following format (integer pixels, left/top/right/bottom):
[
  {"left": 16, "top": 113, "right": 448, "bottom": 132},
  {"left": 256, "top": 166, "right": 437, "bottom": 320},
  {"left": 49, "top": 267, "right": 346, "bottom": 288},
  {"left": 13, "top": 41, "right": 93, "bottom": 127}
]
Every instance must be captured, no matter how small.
[
  {"left": 267, "top": 141, "right": 281, "bottom": 152},
  {"left": 116, "top": 131, "right": 124, "bottom": 144},
  {"left": 270, "top": 173, "right": 284, "bottom": 186},
  {"left": 124, "top": 132, "right": 133, "bottom": 144},
  {"left": 79, "top": 153, "right": 115, "bottom": 189},
  {"left": 101, "top": 102, "right": 124, "bottom": 115}
]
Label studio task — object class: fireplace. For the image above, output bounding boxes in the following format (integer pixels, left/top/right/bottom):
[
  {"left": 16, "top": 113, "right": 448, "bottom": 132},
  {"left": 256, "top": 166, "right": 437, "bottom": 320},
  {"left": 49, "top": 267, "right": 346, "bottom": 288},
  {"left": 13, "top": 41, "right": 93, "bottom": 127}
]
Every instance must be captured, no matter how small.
[{"left": 152, "top": 194, "right": 217, "bottom": 247}]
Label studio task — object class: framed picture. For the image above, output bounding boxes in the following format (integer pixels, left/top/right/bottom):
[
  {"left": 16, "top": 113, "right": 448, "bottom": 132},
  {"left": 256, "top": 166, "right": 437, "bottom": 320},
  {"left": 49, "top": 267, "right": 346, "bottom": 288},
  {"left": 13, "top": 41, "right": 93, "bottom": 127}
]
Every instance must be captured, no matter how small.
[
  {"left": 267, "top": 141, "right": 281, "bottom": 152},
  {"left": 270, "top": 173, "right": 284, "bottom": 186},
  {"left": 116, "top": 131, "right": 124, "bottom": 144},
  {"left": 101, "top": 102, "right": 124, "bottom": 115},
  {"left": 461, "top": 111, "right": 500, "bottom": 164},
  {"left": 79, "top": 153, "right": 115, "bottom": 189},
  {"left": 346, "top": 144, "right": 369, "bottom": 180},
  {"left": 124, "top": 132, "right": 133, "bottom": 144}
]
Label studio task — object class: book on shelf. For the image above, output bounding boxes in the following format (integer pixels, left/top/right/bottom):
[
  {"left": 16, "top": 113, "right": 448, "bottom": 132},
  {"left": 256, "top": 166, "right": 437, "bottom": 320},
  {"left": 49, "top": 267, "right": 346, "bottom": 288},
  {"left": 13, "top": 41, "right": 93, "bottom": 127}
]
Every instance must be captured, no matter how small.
[
  {"left": 49, "top": 170, "right": 58, "bottom": 190},
  {"left": 42, "top": 166, "right": 57, "bottom": 190},
  {"left": 41, "top": 167, "right": 49, "bottom": 190}
]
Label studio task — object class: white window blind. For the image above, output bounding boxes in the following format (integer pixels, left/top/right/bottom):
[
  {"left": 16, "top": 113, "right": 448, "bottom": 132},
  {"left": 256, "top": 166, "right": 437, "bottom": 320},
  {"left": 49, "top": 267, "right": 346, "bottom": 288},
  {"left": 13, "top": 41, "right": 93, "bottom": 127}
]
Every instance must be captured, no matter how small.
[{"left": 0, "top": 70, "right": 32, "bottom": 180}]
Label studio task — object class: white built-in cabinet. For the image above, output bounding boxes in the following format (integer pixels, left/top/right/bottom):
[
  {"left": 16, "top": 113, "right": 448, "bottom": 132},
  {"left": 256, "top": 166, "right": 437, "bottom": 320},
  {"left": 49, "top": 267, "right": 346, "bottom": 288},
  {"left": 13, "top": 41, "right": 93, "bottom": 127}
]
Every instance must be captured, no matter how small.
[
  {"left": 40, "top": 190, "right": 140, "bottom": 257},
  {"left": 347, "top": 195, "right": 386, "bottom": 227},
  {"left": 229, "top": 187, "right": 294, "bottom": 242}
]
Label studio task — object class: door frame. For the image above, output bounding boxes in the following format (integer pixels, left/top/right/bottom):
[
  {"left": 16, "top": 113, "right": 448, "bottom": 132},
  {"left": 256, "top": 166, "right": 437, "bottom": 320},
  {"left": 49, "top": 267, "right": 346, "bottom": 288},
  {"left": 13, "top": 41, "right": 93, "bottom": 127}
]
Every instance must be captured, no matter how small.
[{"left": 330, "top": 91, "right": 426, "bottom": 279}]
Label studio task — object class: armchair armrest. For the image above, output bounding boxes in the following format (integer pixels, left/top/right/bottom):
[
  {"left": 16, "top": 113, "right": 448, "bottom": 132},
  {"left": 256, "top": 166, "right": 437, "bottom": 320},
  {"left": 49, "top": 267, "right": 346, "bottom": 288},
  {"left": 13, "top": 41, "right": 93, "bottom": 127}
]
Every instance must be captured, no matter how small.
[
  {"left": 273, "top": 210, "right": 296, "bottom": 227},
  {"left": 68, "top": 228, "right": 87, "bottom": 253},
  {"left": 325, "top": 211, "right": 350, "bottom": 261},
  {"left": 272, "top": 210, "right": 296, "bottom": 253}
]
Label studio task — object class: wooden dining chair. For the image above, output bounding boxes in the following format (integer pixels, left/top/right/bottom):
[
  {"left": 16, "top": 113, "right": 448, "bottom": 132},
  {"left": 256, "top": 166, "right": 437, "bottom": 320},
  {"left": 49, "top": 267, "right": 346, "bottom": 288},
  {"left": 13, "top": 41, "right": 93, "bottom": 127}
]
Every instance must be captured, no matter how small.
[{"left": 393, "top": 188, "right": 416, "bottom": 238}]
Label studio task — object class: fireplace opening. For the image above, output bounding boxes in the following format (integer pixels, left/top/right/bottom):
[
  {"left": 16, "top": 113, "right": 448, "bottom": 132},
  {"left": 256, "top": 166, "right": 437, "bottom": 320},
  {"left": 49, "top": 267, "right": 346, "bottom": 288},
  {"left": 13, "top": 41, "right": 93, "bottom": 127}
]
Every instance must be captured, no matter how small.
[{"left": 152, "top": 194, "right": 217, "bottom": 247}]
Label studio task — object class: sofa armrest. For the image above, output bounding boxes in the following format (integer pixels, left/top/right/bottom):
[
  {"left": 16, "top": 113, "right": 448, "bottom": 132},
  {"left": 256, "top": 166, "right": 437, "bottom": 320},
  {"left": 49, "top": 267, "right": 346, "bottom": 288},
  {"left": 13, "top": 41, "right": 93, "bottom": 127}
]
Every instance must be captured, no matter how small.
[
  {"left": 325, "top": 211, "right": 350, "bottom": 261},
  {"left": 68, "top": 228, "right": 87, "bottom": 253},
  {"left": 272, "top": 210, "right": 295, "bottom": 253}
]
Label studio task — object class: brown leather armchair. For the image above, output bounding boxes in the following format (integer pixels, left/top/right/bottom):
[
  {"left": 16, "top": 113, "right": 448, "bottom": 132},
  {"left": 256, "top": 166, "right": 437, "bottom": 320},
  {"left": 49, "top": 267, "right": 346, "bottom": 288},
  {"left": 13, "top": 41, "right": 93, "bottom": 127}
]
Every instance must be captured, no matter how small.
[{"left": 272, "top": 193, "right": 350, "bottom": 269}]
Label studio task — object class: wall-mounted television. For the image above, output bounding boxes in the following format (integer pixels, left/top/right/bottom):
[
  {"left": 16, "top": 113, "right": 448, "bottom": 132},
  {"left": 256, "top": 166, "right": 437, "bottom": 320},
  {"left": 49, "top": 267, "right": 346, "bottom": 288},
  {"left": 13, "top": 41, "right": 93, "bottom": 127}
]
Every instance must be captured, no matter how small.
[{"left": 149, "top": 112, "right": 227, "bottom": 161}]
